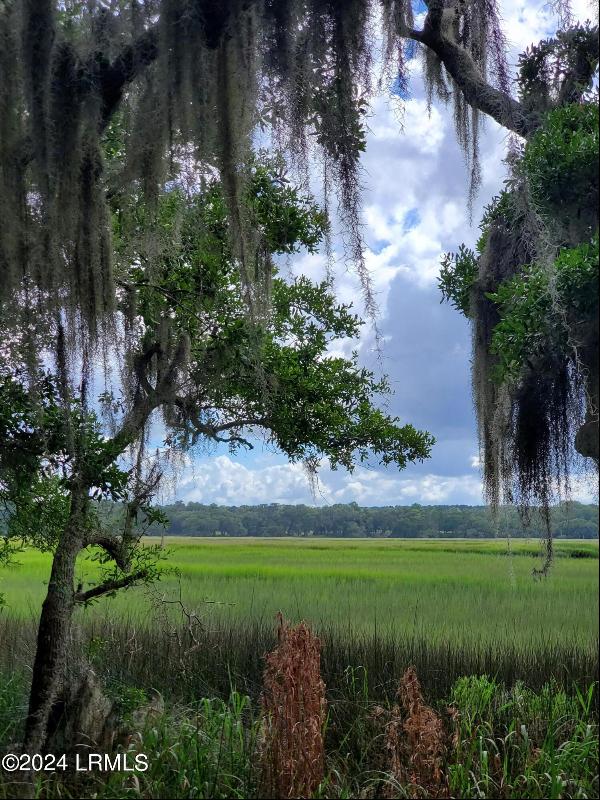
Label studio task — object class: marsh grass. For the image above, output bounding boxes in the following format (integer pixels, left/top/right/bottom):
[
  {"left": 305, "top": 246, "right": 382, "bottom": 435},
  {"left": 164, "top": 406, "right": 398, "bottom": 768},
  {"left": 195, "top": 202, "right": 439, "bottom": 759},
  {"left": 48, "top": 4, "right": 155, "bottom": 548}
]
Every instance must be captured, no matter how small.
[
  {"left": 2, "top": 538, "right": 598, "bottom": 653},
  {"left": 0, "top": 614, "right": 597, "bottom": 711}
]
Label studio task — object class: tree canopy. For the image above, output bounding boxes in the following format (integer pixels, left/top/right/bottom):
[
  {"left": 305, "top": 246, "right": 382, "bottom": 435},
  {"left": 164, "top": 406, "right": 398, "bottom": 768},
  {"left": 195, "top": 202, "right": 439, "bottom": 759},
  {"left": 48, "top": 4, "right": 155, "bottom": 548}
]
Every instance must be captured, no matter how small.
[
  {"left": 99, "top": 499, "right": 600, "bottom": 540},
  {"left": 3, "top": 1, "right": 596, "bottom": 514},
  {"left": 4, "top": 0, "right": 591, "bottom": 366}
]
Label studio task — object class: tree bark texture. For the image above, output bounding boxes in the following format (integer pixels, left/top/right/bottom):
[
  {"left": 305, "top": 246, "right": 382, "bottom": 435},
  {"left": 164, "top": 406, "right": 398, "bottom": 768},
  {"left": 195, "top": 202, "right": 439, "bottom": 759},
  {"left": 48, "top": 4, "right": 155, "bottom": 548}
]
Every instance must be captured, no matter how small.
[{"left": 22, "top": 509, "right": 84, "bottom": 753}]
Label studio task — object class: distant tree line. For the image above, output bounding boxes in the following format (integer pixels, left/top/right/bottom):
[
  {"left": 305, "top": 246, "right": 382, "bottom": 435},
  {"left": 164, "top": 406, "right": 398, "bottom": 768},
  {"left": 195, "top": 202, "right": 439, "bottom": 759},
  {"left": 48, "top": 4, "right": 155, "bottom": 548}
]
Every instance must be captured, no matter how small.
[{"left": 142, "top": 501, "right": 598, "bottom": 539}]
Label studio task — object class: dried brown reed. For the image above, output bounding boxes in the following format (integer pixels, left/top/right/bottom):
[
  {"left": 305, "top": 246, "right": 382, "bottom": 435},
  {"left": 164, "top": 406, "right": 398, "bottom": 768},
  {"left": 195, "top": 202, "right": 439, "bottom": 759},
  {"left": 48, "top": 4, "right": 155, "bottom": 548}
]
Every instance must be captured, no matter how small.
[
  {"left": 260, "top": 614, "right": 326, "bottom": 799},
  {"left": 383, "top": 666, "right": 448, "bottom": 799}
]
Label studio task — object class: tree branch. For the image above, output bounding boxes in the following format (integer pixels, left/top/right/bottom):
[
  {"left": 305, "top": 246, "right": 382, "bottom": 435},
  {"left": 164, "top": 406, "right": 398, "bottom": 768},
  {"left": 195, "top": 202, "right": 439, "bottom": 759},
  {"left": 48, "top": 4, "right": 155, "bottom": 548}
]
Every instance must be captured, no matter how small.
[
  {"left": 132, "top": 342, "right": 162, "bottom": 402},
  {"left": 103, "top": 334, "right": 190, "bottom": 464},
  {"left": 101, "top": 392, "right": 155, "bottom": 466},
  {"left": 116, "top": 278, "right": 215, "bottom": 335},
  {"left": 213, "top": 418, "right": 269, "bottom": 433},
  {"left": 74, "top": 569, "right": 148, "bottom": 604},
  {"left": 95, "top": 0, "right": 245, "bottom": 131},
  {"left": 123, "top": 465, "right": 163, "bottom": 543},
  {"left": 409, "top": 3, "right": 538, "bottom": 138},
  {"left": 87, "top": 534, "right": 130, "bottom": 571},
  {"left": 173, "top": 398, "right": 268, "bottom": 447}
]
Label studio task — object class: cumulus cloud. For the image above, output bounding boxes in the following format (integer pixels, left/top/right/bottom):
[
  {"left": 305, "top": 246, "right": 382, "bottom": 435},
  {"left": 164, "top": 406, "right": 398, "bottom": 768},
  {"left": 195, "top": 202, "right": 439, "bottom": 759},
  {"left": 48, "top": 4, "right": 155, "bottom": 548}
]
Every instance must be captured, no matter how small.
[
  {"left": 176, "top": 456, "right": 311, "bottom": 505},
  {"left": 172, "top": 452, "right": 598, "bottom": 507},
  {"left": 174, "top": 454, "right": 485, "bottom": 506}
]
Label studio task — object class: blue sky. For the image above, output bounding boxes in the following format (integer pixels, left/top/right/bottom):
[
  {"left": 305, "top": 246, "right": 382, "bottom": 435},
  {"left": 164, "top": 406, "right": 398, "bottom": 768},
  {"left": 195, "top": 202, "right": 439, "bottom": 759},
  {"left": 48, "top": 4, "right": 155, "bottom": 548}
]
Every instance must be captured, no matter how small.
[{"left": 165, "top": 0, "right": 598, "bottom": 507}]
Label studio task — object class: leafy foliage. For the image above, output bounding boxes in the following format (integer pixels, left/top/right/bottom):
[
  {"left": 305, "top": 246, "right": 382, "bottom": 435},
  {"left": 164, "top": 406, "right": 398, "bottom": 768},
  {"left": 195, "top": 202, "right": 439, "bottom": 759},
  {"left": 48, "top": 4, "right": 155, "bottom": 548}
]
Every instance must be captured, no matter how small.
[
  {"left": 522, "top": 103, "right": 599, "bottom": 217},
  {"left": 488, "top": 238, "right": 599, "bottom": 384},
  {"left": 438, "top": 192, "right": 520, "bottom": 318},
  {"left": 517, "top": 24, "right": 599, "bottom": 113},
  {"left": 111, "top": 167, "right": 434, "bottom": 472},
  {"left": 476, "top": 191, "right": 517, "bottom": 254},
  {"left": 439, "top": 245, "right": 478, "bottom": 317},
  {"left": 0, "top": 373, "right": 137, "bottom": 551}
]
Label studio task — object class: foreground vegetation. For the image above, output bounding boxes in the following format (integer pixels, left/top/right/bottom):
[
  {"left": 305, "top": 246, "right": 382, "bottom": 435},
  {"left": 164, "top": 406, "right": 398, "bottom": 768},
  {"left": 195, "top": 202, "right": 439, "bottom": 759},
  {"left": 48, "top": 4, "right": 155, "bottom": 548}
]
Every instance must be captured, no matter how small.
[{"left": 0, "top": 632, "right": 598, "bottom": 799}]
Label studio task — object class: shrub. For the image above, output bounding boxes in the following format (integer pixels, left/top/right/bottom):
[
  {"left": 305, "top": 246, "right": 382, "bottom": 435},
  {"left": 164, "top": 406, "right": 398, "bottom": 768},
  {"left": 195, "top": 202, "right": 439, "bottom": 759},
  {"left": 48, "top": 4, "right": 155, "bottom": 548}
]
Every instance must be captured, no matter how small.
[{"left": 383, "top": 666, "right": 448, "bottom": 799}]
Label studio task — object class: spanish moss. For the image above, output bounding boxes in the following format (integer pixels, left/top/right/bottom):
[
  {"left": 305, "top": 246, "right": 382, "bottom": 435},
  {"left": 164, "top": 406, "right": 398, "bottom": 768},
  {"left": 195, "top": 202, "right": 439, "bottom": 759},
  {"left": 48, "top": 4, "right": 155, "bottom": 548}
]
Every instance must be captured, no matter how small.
[{"left": 0, "top": 0, "right": 512, "bottom": 387}]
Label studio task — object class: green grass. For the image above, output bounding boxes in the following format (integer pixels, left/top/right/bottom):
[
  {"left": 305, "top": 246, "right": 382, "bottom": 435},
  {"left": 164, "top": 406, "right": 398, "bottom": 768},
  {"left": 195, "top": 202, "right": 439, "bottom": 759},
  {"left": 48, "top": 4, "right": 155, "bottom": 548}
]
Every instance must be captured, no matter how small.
[{"left": 2, "top": 537, "right": 598, "bottom": 652}]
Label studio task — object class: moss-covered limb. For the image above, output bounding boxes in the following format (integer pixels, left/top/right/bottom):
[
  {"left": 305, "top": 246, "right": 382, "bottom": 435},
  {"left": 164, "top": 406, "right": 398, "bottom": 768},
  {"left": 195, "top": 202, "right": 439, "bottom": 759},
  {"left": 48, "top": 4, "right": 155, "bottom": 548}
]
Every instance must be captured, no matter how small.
[
  {"left": 467, "top": 231, "right": 598, "bottom": 516},
  {"left": 391, "top": 85, "right": 598, "bottom": 511},
  {"left": 21, "top": 0, "right": 55, "bottom": 184},
  {"left": 409, "top": 1, "right": 536, "bottom": 139},
  {"left": 97, "top": 26, "right": 160, "bottom": 131}
]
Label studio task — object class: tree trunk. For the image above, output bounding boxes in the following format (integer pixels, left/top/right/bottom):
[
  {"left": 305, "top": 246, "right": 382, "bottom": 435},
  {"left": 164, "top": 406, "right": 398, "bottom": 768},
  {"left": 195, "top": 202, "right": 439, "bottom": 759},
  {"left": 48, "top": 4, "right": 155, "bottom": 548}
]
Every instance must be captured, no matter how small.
[{"left": 22, "top": 512, "right": 83, "bottom": 753}]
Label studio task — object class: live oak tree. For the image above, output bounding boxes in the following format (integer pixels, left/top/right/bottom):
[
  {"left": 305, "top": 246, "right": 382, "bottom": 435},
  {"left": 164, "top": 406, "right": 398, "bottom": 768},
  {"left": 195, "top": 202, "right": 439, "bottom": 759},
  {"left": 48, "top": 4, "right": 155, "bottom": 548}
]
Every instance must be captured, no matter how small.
[
  {"left": 0, "top": 167, "right": 433, "bottom": 752},
  {"left": 440, "top": 43, "right": 598, "bottom": 572}
]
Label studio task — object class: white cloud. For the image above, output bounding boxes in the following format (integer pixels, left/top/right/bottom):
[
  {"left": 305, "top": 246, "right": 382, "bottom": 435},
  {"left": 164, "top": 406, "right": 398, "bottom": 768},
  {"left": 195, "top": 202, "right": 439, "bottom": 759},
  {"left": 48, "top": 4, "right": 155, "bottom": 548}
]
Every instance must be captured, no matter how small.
[
  {"left": 176, "top": 455, "right": 311, "bottom": 505},
  {"left": 560, "top": 472, "right": 600, "bottom": 505},
  {"left": 174, "top": 455, "right": 487, "bottom": 506},
  {"left": 370, "top": 97, "right": 447, "bottom": 154},
  {"left": 329, "top": 470, "right": 484, "bottom": 504}
]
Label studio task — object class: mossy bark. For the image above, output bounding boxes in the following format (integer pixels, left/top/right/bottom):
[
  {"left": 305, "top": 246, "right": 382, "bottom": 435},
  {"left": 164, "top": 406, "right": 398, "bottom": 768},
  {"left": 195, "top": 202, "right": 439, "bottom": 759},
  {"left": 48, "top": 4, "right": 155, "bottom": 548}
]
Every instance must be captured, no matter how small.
[{"left": 22, "top": 498, "right": 86, "bottom": 753}]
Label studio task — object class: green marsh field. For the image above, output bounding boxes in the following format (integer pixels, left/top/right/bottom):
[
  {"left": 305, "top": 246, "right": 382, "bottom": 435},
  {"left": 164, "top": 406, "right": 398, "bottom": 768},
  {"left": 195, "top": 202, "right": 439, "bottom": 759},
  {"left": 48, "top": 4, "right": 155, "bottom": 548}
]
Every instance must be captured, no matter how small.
[{"left": 2, "top": 536, "right": 597, "bottom": 659}]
